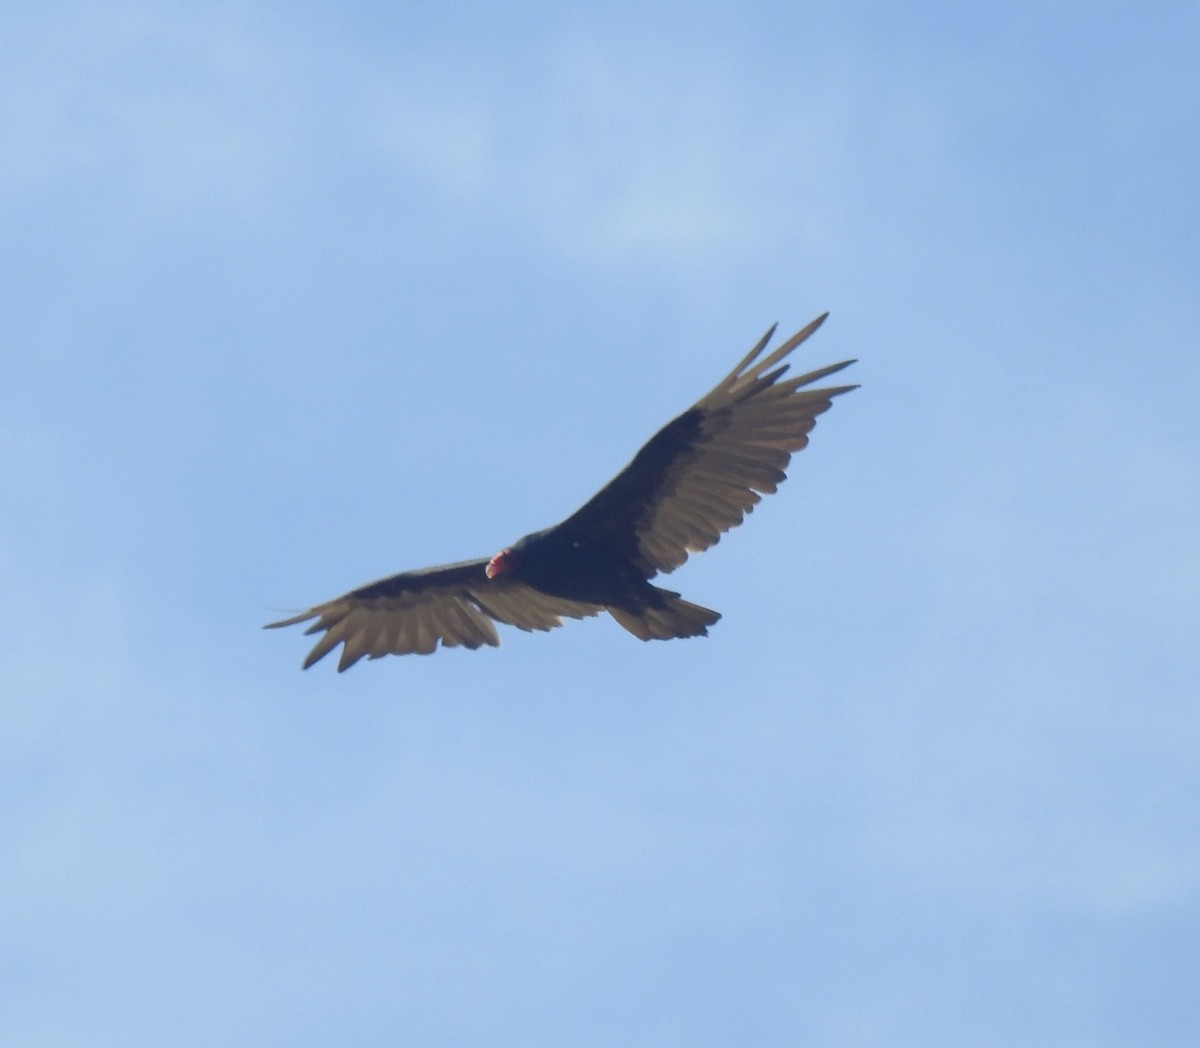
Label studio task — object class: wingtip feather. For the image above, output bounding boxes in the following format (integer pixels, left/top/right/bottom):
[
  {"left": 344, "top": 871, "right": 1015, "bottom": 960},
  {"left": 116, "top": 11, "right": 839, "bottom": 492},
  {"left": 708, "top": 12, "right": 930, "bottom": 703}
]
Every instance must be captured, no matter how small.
[{"left": 263, "top": 610, "right": 316, "bottom": 630}]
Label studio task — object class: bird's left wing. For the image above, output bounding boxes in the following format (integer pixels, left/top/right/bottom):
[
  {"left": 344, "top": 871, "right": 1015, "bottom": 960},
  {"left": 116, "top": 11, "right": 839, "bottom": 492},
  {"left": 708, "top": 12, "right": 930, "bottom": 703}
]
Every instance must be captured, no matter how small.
[{"left": 265, "top": 558, "right": 601, "bottom": 671}]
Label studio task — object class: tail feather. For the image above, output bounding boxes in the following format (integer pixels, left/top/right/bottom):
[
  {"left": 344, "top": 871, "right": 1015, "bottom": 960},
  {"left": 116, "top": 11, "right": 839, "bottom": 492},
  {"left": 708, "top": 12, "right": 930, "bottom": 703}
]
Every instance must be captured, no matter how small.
[{"left": 608, "top": 589, "right": 721, "bottom": 641}]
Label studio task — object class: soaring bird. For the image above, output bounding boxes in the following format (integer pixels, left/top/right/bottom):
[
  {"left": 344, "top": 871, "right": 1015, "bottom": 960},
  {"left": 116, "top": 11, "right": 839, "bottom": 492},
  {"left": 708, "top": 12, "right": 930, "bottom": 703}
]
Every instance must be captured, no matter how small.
[{"left": 267, "top": 314, "right": 856, "bottom": 670}]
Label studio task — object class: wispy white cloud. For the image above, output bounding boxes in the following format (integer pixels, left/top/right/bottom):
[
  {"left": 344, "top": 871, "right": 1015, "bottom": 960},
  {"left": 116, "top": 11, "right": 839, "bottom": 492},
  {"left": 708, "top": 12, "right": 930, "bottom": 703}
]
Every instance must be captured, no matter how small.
[
  {"left": 0, "top": 4, "right": 303, "bottom": 216},
  {"left": 1, "top": 5, "right": 972, "bottom": 287},
  {"left": 363, "top": 41, "right": 854, "bottom": 270}
]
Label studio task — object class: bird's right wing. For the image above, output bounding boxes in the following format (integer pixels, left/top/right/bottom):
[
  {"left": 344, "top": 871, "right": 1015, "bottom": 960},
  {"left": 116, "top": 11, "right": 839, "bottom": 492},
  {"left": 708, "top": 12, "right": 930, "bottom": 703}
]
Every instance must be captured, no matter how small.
[
  {"left": 265, "top": 558, "right": 601, "bottom": 671},
  {"left": 555, "top": 314, "right": 857, "bottom": 575}
]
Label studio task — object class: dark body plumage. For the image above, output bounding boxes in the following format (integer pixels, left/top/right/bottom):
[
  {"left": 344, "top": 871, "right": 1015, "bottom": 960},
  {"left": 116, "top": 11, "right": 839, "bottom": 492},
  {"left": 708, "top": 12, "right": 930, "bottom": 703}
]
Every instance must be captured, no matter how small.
[{"left": 266, "top": 314, "right": 857, "bottom": 670}]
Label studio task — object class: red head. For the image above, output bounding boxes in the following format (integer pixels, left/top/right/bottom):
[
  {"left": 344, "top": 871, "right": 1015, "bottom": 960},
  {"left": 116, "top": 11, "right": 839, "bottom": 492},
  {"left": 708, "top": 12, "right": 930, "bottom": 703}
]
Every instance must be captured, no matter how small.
[{"left": 485, "top": 548, "right": 514, "bottom": 580}]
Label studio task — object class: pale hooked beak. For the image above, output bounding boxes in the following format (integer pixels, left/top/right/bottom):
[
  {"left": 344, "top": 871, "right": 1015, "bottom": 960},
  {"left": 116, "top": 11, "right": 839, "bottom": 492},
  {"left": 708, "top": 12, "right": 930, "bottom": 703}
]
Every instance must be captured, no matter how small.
[{"left": 485, "top": 549, "right": 511, "bottom": 579}]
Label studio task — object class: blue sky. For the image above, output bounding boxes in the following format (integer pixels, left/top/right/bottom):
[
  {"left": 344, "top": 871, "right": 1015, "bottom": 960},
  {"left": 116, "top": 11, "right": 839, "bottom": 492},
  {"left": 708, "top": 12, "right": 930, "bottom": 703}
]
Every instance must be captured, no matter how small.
[{"left": 2, "top": 2, "right": 1198, "bottom": 1045}]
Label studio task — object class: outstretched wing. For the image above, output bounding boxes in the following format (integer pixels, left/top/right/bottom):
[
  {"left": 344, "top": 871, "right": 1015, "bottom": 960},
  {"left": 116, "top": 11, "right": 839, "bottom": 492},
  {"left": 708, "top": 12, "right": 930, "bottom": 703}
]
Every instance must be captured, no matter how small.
[
  {"left": 265, "top": 558, "right": 601, "bottom": 671},
  {"left": 554, "top": 314, "right": 857, "bottom": 575}
]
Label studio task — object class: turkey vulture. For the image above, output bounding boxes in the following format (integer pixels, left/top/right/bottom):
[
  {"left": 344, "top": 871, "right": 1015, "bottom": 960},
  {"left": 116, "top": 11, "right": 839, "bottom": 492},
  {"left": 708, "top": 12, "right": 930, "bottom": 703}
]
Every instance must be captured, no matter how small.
[{"left": 267, "top": 314, "right": 856, "bottom": 670}]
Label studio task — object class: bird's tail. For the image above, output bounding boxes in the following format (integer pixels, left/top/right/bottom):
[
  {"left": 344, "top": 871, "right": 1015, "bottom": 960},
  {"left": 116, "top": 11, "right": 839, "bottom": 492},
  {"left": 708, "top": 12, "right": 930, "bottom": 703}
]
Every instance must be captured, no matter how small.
[{"left": 608, "top": 589, "right": 721, "bottom": 641}]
